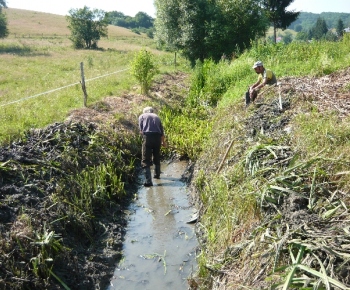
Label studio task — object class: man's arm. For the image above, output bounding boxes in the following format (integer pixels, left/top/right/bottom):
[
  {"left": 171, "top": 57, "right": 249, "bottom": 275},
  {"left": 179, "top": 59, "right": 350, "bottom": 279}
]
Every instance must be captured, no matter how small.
[
  {"left": 161, "top": 135, "right": 167, "bottom": 147},
  {"left": 250, "top": 79, "right": 261, "bottom": 93}
]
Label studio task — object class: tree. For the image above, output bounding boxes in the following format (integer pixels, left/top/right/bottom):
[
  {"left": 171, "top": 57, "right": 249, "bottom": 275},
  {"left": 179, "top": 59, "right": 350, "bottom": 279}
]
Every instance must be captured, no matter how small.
[
  {"left": 134, "top": 12, "right": 153, "bottom": 28},
  {"left": 325, "top": 30, "right": 337, "bottom": 42},
  {"left": 66, "top": 6, "right": 108, "bottom": 49},
  {"left": 282, "top": 31, "right": 293, "bottom": 44},
  {"left": 0, "top": 0, "right": 8, "bottom": 38},
  {"left": 295, "top": 30, "right": 308, "bottom": 42},
  {"left": 154, "top": 0, "right": 182, "bottom": 52},
  {"left": 261, "top": 0, "right": 300, "bottom": 43},
  {"left": 155, "top": 0, "right": 268, "bottom": 66},
  {"left": 336, "top": 18, "right": 344, "bottom": 37},
  {"left": 294, "top": 24, "right": 302, "bottom": 32},
  {"left": 311, "top": 17, "right": 328, "bottom": 40}
]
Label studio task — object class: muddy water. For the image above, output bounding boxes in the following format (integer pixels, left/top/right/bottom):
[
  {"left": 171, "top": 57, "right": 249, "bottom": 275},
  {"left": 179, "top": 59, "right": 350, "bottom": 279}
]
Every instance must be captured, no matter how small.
[{"left": 107, "top": 161, "right": 198, "bottom": 290}]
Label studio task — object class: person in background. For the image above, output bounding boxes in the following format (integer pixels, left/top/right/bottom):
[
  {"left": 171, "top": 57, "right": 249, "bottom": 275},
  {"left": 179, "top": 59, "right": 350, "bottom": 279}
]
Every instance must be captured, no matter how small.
[
  {"left": 138, "top": 106, "right": 166, "bottom": 187},
  {"left": 249, "top": 61, "right": 277, "bottom": 103}
]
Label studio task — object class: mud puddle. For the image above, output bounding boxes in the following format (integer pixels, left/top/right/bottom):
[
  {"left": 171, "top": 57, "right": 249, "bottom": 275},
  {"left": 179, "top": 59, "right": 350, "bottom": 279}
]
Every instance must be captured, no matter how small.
[{"left": 107, "top": 160, "right": 198, "bottom": 290}]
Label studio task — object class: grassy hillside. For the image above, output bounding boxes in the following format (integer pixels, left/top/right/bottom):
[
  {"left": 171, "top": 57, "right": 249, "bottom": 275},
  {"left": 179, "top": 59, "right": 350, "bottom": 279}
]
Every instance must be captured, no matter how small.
[
  {"left": 0, "top": 8, "right": 187, "bottom": 143},
  {"left": 5, "top": 8, "right": 141, "bottom": 38},
  {"left": 171, "top": 37, "right": 350, "bottom": 289}
]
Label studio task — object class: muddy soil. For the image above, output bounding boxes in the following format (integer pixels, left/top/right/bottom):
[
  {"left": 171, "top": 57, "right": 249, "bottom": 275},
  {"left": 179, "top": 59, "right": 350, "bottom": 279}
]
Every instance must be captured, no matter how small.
[{"left": 0, "top": 72, "right": 190, "bottom": 290}]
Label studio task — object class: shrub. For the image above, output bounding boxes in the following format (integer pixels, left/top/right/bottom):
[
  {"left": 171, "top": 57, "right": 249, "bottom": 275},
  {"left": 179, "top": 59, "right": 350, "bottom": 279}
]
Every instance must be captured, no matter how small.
[{"left": 130, "top": 49, "right": 158, "bottom": 95}]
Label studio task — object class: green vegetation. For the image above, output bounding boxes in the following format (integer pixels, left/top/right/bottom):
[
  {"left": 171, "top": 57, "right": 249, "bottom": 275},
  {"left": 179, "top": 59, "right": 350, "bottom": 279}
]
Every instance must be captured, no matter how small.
[
  {"left": 0, "top": 0, "right": 8, "bottom": 38},
  {"left": 155, "top": 0, "right": 268, "bottom": 65},
  {"left": 107, "top": 11, "right": 154, "bottom": 37},
  {"left": 289, "top": 11, "right": 350, "bottom": 32},
  {"left": 0, "top": 9, "right": 189, "bottom": 143},
  {"left": 66, "top": 6, "right": 108, "bottom": 49},
  {"left": 130, "top": 49, "right": 158, "bottom": 95},
  {"left": 182, "top": 34, "right": 350, "bottom": 288},
  {"left": 2, "top": 6, "right": 350, "bottom": 290},
  {"left": 261, "top": 0, "right": 300, "bottom": 43}
]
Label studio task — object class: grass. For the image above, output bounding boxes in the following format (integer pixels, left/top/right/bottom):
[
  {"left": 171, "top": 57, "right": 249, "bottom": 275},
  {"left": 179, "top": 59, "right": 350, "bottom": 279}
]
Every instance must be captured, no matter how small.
[
  {"left": 0, "top": 8, "right": 189, "bottom": 143},
  {"left": 182, "top": 35, "right": 350, "bottom": 289},
  {"left": 3, "top": 7, "right": 350, "bottom": 290}
]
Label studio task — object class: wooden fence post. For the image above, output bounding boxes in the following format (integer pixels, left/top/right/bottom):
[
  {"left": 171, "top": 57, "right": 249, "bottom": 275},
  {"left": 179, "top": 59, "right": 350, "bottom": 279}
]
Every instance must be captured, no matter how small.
[{"left": 80, "top": 62, "right": 88, "bottom": 107}]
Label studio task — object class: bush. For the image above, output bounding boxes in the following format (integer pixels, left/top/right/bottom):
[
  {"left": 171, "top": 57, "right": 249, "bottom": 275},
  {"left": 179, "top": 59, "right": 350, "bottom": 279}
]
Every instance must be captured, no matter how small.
[{"left": 130, "top": 49, "right": 158, "bottom": 95}]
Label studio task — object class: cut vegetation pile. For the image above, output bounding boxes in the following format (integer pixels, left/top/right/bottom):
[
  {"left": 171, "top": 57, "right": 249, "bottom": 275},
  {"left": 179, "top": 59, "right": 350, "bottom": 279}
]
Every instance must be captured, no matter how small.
[{"left": 190, "top": 67, "right": 350, "bottom": 289}]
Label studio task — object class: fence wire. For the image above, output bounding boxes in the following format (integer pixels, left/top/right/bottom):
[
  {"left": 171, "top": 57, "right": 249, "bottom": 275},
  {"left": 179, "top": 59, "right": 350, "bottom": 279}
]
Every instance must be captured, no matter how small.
[{"left": 0, "top": 67, "right": 130, "bottom": 108}]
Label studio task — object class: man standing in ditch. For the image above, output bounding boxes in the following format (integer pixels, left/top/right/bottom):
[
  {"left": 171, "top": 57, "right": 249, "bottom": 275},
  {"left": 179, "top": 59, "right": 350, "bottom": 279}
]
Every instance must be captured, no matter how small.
[
  {"left": 248, "top": 61, "right": 277, "bottom": 104},
  {"left": 139, "top": 107, "right": 166, "bottom": 187}
]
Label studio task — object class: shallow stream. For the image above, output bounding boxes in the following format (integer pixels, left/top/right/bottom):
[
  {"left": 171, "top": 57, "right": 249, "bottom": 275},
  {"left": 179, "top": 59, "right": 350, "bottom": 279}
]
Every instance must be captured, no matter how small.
[{"left": 107, "top": 161, "right": 198, "bottom": 290}]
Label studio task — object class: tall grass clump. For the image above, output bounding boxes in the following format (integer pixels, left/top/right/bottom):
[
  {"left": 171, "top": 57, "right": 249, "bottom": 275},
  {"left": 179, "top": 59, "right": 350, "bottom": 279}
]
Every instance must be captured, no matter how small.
[
  {"left": 187, "top": 59, "right": 248, "bottom": 107},
  {"left": 159, "top": 106, "right": 213, "bottom": 160}
]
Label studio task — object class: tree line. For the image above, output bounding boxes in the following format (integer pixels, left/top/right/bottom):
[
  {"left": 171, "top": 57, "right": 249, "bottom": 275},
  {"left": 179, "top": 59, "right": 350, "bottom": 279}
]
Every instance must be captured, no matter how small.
[
  {"left": 107, "top": 11, "right": 154, "bottom": 37},
  {"left": 11, "top": 0, "right": 348, "bottom": 67},
  {"left": 154, "top": 0, "right": 299, "bottom": 66},
  {"left": 289, "top": 12, "right": 350, "bottom": 32},
  {"left": 0, "top": 0, "right": 300, "bottom": 64},
  {"left": 294, "top": 17, "right": 346, "bottom": 42},
  {"left": 107, "top": 11, "right": 154, "bottom": 29},
  {"left": 0, "top": 0, "right": 9, "bottom": 38}
]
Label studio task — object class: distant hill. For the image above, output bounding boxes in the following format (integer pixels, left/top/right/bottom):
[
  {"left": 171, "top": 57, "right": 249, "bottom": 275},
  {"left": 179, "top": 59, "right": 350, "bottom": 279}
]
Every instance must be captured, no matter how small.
[
  {"left": 289, "top": 12, "right": 350, "bottom": 31},
  {"left": 4, "top": 8, "right": 141, "bottom": 38}
]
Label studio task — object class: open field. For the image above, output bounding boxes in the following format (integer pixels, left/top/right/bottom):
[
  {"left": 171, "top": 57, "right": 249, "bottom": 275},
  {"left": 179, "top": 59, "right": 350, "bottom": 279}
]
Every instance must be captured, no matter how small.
[
  {"left": 5, "top": 8, "right": 140, "bottom": 38},
  {"left": 0, "top": 8, "right": 187, "bottom": 143}
]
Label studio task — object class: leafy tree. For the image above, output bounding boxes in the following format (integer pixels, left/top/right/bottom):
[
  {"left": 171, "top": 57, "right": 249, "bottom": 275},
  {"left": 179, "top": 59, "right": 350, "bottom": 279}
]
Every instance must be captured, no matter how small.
[
  {"left": 311, "top": 17, "right": 328, "bottom": 40},
  {"left": 155, "top": 0, "right": 268, "bottom": 66},
  {"left": 131, "top": 49, "right": 158, "bottom": 95},
  {"left": 294, "top": 24, "right": 302, "bottom": 32},
  {"left": 282, "top": 31, "right": 293, "bottom": 44},
  {"left": 134, "top": 12, "right": 153, "bottom": 28},
  {"left": 66, "top": 6, "right": 108, "bottom": 49},
  {"left": 0, "top": 12, "right": 8, "bottom": 38},
  {"left": 177, "top": 0, "right": 208, "bottom": 65},
  {"left": 325, "top": 30, "right": 337, "bottom": 41},
  {"left": 261, "top": 0, "right": 300, "bottom": 43},
  {"left": 336, "top": 18, "right": 344, "bottom": 37},
  {"left": 107, "top": 11, "right": 154, "bottom": 30},
  {"left": 0, "top": 0, "right": 6, "bottom": 10},
  {"left": 295, "top": 30, "right": 308, "bottom": 42},
  {"left": 0, "top": 0, "right": 8, "bottom": 38},
  {"left": 154, "top": 0, "right": 182, "bottom": 52}
]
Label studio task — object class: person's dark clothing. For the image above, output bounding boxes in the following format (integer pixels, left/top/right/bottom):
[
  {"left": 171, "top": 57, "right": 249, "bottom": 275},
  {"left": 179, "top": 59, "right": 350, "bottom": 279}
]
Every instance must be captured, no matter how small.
[{"left": 138, "top": 112, "right": 164, "bottom": 185}]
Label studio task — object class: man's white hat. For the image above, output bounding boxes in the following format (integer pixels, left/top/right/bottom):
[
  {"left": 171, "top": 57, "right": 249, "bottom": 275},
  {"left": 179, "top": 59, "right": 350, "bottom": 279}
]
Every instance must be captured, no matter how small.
[
  {"left": 252, "top": 61, "right": 263, "bottom": 69},
  {"left": 143, "top": 106, "right": 154, "bottom": 113}
]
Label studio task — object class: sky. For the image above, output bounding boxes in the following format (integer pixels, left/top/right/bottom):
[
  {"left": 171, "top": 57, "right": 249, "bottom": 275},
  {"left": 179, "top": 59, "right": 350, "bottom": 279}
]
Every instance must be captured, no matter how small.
[{"left": 6, "top": 0, "right": 350, "bottom": 18}]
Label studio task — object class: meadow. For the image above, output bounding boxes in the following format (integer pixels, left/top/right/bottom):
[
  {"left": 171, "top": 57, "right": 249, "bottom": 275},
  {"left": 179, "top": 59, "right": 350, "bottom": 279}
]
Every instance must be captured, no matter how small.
[{"left": 0, "top": 8, "right": 187, "bottom": 143}]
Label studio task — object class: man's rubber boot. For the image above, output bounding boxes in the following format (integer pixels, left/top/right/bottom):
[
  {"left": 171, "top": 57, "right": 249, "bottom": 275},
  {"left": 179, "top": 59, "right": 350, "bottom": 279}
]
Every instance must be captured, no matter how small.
[
  {"left": 245, "top": 90, "right": 250, "bottom": 107},
  {"left": 153, "top": 165, "right": 161, "bottom": 179},
  {"left": 144, "top": 167, "right": 153, "bottom": 187}
]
